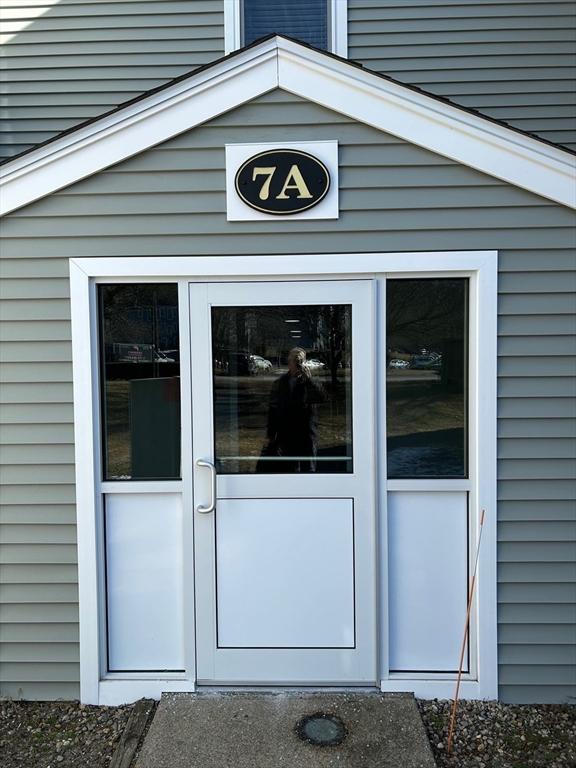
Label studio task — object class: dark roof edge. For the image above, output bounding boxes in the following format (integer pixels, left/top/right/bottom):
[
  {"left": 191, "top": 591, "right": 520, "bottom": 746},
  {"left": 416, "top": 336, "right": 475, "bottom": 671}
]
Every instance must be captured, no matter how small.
[{"left": 1, "top": 32, "right": 575, "bottom": 169}]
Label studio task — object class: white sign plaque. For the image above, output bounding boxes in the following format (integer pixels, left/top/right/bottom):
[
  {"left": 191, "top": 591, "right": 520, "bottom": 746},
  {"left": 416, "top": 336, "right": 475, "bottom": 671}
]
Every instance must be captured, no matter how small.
[{"left": 225, "top": 140, "right": 339, "bottom": 222}]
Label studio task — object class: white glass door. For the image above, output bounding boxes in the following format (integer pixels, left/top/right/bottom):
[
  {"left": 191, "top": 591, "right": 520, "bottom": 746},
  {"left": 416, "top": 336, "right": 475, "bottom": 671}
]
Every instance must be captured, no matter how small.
[{"left": 190, "top": 280, "right": 376, "bottom": 684}]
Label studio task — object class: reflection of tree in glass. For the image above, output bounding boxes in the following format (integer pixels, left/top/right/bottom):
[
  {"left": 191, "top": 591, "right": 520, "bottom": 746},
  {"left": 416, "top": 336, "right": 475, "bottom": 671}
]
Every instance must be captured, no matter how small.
[
  {"left": 316, "top": 305, "right": 349, "bottom": 385},
  {"left": 387, "top": 280, "right": 466, "bottom": 392},
  {"left": 101, "top": 284, "right": 179, "bottom": 353},
  {"left": 387, "top": 280, "right": 464, "bottom": 353}
]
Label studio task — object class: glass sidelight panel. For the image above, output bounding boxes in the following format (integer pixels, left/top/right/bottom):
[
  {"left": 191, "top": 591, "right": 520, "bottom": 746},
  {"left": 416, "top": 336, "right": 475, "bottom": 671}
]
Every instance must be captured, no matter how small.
[
  {"left": 386, "top": 279, "right": 468, "bottom": 478},
  {"left": 212, "top": 304, "right": 352, "bottom": 474},
  {"left": 98, "top": 284, "right": 180, "bottom": 480}
]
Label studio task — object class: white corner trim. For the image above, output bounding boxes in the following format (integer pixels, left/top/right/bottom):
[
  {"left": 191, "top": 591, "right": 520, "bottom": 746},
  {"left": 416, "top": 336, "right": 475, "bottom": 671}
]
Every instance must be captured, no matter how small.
[
  {"left": 70, "top": 260, "right": 100, "bottom": 705},
  {"left": 331, "top": 0, "right": 348, "bottom": 58},
  {"left": 473, "top": 251, "right": 499, "bottom": 701},
  {"left": 224, "top": 0, "right": 242, "bottom": 55},
  {"left": 1, "top": 36, "right": 574, "bottom": 215}
]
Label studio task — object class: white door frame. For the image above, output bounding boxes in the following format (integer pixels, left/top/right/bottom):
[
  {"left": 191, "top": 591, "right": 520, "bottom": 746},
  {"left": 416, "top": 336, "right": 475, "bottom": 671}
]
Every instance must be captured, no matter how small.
[{"left": 70, "top": 250, "right": 498, "bottom": 704}]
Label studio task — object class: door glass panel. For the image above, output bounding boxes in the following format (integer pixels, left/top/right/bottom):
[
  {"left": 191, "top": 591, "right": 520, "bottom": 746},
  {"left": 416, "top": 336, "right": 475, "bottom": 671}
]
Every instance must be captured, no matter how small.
[
  {"left": 386, "top": 279, "right": 468, "bottom": 478},
  {"left": 212, "top": 305, "right": 352, "bottom": 474},
  {"left": 99, "top": 284, "right": 180, "bottom": 480}
]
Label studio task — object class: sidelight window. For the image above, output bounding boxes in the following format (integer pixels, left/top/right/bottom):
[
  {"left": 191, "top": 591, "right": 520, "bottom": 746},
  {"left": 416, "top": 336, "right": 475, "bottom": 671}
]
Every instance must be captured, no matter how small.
[
  {"left": 386, "top": 278, "right": 468, "bottom": 478},
  {"left": 98, "top": 284, "right": 181, "bottom": 480}
]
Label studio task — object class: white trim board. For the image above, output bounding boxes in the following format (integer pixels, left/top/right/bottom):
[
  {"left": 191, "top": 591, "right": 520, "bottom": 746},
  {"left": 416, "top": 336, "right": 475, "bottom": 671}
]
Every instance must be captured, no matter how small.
[
  {"left": 223, "top": 0, "right": 242, "bottom": 56},
  {"left": 1, "top": 36, "right": 574, "bottom": 215}
]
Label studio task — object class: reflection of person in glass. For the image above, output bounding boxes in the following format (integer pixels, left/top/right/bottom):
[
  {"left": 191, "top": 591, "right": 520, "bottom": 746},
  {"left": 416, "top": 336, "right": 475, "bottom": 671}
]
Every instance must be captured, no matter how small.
[{"left": 265, "top": 347, "right": 324, "bottom": 472}]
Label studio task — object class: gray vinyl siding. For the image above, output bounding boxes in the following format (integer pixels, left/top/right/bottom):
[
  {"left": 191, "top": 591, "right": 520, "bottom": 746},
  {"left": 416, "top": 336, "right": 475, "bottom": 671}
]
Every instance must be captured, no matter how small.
[
  {"left": 348, "top": 0, "right": 576, "bottom": 150},
  {"left": 2, "top": 1, "right": 575, "bottom": 160},
  {"left": 1, "top": 90, "right": 575, "bottom": 702},
  {"left": 0, "top": 0, "right": 225, "bottom": 160}
]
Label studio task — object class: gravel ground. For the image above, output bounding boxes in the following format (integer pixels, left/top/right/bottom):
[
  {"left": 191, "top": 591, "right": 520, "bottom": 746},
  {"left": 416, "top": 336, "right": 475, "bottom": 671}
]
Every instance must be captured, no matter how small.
[
  {"left": 418, "top": 699, "right": 576, "bottom": 768},
  {"left": 3, "top": 697, "right": 575, "bottom": 767},
  {"left": 0, "top": 700, "right": 135, "bottom": 768}
]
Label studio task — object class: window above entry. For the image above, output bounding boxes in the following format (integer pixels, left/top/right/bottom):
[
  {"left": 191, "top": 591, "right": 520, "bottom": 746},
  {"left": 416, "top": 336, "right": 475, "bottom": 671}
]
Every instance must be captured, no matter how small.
[
  {"left": 224, "top": 0, "right": 348, "bottom": 57},
  {"left": 244, "top": 0, "right": 328, "bottom": 50}
]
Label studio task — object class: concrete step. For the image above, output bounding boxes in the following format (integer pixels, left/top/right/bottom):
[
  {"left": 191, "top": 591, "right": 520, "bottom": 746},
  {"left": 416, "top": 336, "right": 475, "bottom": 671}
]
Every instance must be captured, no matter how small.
[{"left": 135, "top": 691, "right": 437, "bottom": 768}]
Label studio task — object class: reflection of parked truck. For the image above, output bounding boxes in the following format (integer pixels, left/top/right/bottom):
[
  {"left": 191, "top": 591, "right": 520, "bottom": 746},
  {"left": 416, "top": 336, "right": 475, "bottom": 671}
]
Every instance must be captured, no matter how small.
[{"left": 108, "top": 342, "right": 175, "bottom": 363}]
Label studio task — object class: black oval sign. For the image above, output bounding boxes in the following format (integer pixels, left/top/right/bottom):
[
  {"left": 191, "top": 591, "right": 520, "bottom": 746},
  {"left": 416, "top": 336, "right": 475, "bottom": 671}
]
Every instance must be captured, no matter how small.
[{"left": 235, "top": 149, "right": 330, "bottom": 215}]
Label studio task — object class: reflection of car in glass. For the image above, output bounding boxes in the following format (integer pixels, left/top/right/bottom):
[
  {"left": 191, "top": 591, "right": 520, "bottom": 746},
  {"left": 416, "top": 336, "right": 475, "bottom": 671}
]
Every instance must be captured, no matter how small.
[
  {"left": 250, "top": 355, "right": 273, "bottom": 372},
  {"left": 162, "top": 349, "right": 180, "bottom": 363},
  {"left": 306, "top": 359, "right": 325, "bottom": 370},
  {"left": 154, "top": 350, "right": 175, "bottom": 363},
  {"left": 388, "top": 358, "right": 410, "bottom": 369},
  {"left": 410, "top": 354, "right": 442, "bottom": 370}
]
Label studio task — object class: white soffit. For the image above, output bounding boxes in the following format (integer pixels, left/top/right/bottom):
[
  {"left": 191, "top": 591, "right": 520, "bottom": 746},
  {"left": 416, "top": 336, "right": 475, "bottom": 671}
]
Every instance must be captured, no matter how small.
[{"left": 1, "top": 36, "right": 575, "bottom": 215}]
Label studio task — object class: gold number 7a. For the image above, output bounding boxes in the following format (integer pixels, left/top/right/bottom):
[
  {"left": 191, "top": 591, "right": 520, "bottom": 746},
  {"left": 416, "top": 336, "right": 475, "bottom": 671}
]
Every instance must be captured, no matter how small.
[{"left": 252, "top": 167, "right": 276, "bottom": 200}]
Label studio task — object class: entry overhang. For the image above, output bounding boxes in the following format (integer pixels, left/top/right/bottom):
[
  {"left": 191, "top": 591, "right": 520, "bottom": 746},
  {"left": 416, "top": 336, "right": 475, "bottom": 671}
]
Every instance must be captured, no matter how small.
[{"left": 1, "top": 35, "right": 575, "bottom": 214}]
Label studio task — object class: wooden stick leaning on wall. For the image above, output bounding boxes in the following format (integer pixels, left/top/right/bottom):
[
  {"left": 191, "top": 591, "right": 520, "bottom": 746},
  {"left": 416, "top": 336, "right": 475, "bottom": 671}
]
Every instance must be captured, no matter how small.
[{"left": 447, "top": 508, "right": 486, "bottom": 755}]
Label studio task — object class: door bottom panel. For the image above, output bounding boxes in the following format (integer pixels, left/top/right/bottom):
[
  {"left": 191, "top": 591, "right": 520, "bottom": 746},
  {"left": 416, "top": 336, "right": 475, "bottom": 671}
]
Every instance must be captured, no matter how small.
[{"left": 216, "top": 498, "right": 355, "bottom": 649}]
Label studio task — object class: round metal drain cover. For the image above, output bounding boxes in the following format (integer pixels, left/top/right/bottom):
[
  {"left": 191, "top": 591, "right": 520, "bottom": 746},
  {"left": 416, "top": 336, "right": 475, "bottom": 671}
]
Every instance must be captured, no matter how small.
[{"left": 295, "top": 713, "right": 347, "bottom": 747}]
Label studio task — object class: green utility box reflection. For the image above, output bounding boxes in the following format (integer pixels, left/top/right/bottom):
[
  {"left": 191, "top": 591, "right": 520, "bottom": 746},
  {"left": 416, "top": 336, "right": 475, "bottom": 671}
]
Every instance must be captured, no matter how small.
[{"left": 130, "top": 377, "right": 181, "bottom": 479}]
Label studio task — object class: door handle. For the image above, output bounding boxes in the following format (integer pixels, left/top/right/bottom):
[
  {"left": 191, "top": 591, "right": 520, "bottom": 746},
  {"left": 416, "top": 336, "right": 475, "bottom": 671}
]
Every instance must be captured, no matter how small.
[{"left": 196, "top": 459, "right": 216, "bottom": 514}]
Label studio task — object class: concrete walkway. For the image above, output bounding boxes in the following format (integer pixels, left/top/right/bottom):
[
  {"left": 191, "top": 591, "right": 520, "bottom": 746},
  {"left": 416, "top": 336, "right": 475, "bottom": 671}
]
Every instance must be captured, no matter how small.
[{"left": 135, "top": 691, "right": 437, "bottom": 768}]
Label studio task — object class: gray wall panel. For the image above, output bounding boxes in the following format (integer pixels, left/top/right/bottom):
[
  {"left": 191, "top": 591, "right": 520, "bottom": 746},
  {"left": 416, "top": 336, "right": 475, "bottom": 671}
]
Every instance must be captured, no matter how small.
[
  {"left": 0, "top": 91, "right": 574, "bottom": 702},
  {"left": 348, "top": 0, "right": 576, "bottom": 148},
  {"left": 0, "top": 0, "right": 225, "bottom": 159}
]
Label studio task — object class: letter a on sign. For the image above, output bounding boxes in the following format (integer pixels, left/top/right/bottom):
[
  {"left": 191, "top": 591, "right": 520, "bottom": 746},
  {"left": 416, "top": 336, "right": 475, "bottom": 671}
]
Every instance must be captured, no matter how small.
[{"left": 276, "top": 164, "right": 313, "bottom": 199}]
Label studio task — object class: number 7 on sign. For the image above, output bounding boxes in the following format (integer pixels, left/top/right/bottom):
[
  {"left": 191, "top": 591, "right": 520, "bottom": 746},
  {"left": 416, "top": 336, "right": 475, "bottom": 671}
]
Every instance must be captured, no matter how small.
[{"left": 252, "top": 167, "right": 276, "bottom": 200}]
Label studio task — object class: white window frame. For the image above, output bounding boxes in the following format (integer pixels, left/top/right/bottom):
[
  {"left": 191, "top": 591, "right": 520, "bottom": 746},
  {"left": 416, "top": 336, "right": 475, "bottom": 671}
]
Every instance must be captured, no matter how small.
[
  {"left": 224, "top": 0, "right": 348, "bottom": 57},
  {"left": 71, "top": 250, "right": 497, "bottom": 705}
]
